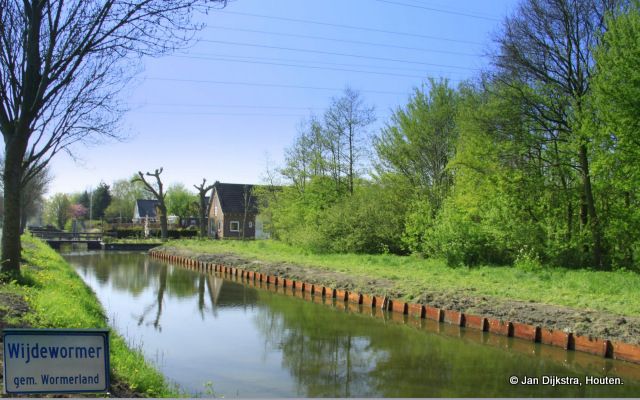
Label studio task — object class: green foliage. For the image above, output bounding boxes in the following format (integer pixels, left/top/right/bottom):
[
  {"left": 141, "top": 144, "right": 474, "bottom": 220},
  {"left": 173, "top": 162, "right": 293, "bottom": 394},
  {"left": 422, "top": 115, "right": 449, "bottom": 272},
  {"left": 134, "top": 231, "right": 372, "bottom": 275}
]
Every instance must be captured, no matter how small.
[
  {"left": 165, "top": 183, "right": 198, "bottom": 219},
  {"left": 106, "top": 226, "right": 197, "bottom": 239},
  {"left": 43, "top": 193, "right": 71, "bottom": 229},
  {"left": 375, "top": 78, "right": 458, "bottom": 216},
  {"left": 17, "top": 235, "right": 179, "bottom": 397},
  {"left": 320, "top": 182, "right": 408, "bottom": 254},
  {"left": 514, "top": 246, "right": 544, "bottom": 272},
  {"left": 92, "top": 182, "right": 112, "bottom": 218},
  {"left": 588, "top": 2, "right": 640, "bottom": 270},
  {"left": 104, "top": 175, "right": 149, "bottom": 221}
]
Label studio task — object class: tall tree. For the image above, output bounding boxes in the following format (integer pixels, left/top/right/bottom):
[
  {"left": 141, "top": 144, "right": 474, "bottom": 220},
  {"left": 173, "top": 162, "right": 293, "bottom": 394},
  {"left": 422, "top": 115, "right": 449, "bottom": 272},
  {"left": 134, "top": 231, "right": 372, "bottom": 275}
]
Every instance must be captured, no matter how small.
[
  {"left": 20, "top": 165, "right": 50, "bottom": 232},
  {"left": 194, "top": 179, "right": 215, "bottom": 238},
  {"left": 375, "top": 79, "right": 458, "bottom": 217},
  {"left": 324, "top": 88, "right": 375, "bottom": 194},
  {"left": 134, "top": 169, "right": 168, "bottom": 241},
  {"left": 165, "top": 183, "right": 197, "bottom": 225},
  {"left": 241, "top": 185, "right": 254, "bottom": 240},
  {"left": 43, "top": 193, "right": 70, "bottom": 229},
  {"left": 589, "top": 2, "right": 640, "bottom": 268},
  {"left": 104, "top": 176, "right": 148, "bottom": 222},
  {"left": 491, "top": 0, "right": 621, "bottom": 269},
  {"left": 0, "top": 0, "right": 227, "bottom": 277},
  {"left": 92, "top": 182, "right": 112, "bottom": 219}
]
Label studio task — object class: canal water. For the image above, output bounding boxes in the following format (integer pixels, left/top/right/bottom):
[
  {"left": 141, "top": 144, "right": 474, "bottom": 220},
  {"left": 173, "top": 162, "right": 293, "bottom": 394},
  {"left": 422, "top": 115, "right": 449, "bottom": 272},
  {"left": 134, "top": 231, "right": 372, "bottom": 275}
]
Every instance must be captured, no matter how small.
[{"left": 64, "top": 251, "right": 640, "bottom": 397}]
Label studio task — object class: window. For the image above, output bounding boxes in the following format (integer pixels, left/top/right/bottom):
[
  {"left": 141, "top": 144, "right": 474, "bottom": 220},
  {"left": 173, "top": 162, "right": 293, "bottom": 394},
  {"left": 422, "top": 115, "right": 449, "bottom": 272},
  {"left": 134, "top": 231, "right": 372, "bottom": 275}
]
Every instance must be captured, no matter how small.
[
  {"left": 217, "top": 221, "right": 221, "bottom": 230},
  {"left": 248, "top": 221, "right": 253, "bottom": 228},
  {"left": 230, "top": 221, "right": 240, "bottom": 232},
  {"left": 214, "top": 205, "right": 218, "bottom": 216}
]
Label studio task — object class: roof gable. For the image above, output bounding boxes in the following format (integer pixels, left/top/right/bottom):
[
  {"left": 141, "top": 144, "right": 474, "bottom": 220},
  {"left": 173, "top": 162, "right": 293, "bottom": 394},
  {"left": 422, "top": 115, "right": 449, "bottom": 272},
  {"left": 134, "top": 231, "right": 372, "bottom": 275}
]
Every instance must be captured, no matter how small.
[
  {"left": 135, "top": 199, "right": 159, "bottom": 218},
  {"left": 215, "top": 183, "right": 258, "bottom": 214}
]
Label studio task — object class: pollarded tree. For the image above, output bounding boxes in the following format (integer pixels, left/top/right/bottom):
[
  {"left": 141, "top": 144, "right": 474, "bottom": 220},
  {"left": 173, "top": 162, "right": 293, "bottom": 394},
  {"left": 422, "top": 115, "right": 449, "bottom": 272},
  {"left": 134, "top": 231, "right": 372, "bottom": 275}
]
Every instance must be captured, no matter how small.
[
  {"left": 0, "top": 0, "right": 228, "bottom": 277},
  {"left": 134, "top": 169, "right": 168, "bottom": 241},
  {"left": 194, "top": 179, "right": 215, "bottom": 238}
]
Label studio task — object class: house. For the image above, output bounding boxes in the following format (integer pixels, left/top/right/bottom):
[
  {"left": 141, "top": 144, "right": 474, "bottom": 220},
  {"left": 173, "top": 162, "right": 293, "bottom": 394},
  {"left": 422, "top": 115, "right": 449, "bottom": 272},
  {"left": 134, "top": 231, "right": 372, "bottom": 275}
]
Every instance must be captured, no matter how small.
[
  {"left": 133, "top": 199, "right": 159, "bottom": 223},
  {"left": 208, "top": 183, "right": 269, "bottom": 239}
]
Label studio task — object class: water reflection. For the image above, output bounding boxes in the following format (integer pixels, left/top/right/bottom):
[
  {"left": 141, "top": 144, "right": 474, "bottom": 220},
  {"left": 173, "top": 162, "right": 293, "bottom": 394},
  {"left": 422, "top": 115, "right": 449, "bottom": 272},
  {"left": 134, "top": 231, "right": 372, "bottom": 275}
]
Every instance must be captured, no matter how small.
[{"left": 66, "top": 252, "right": 640, "bottom": 397}]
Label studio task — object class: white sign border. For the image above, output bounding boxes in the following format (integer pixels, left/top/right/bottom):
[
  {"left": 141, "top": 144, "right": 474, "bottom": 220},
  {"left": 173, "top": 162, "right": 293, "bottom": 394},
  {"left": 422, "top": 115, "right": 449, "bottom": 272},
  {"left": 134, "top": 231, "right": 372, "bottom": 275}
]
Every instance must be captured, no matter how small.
[{"left": 2, "top": 328, "right": 110, "bottom": 394}]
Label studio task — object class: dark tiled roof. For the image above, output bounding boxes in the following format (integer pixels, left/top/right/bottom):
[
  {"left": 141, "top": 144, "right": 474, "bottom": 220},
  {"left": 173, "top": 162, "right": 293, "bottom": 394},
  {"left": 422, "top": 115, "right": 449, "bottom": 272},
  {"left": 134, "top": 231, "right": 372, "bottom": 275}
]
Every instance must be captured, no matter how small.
[
  {"left": 215, "top": 183, "right": 258, "bottom": 214},
  {"left": 136, "top": 199, "right": 159, "bottom": 218}
]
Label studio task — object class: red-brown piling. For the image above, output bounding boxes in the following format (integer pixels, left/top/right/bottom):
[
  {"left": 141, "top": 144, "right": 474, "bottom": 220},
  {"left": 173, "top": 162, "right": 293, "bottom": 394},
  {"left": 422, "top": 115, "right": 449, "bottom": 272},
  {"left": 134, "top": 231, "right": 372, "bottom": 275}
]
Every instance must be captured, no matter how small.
[
  {"left": 425, "top": 306, "right": 444, "bottom": 322},
  {"left": 361, "top": 294, "right": 375, "bottom": 307},
  {"left": 488, "top": 319, "right": 514, "bottom": 337},
  {"left": 513, "top": 323, "right": 541, "bottom": 342},
  {"left": 465, "top": 314, "right": 489, "bottom": 331},
  {"left": 389, "top": 300, "right": 408, "bottom": 315},
  {"left": 335, "top": 289, "right": 348, "bottom": 302},
  {"left": 348, "top": 292, "right": 363, "bottom": 305},
  {"left": 407, "top": 303, "right": 425, "bottom": 319},
  {"left": 573, "top": 335, "right": 612, "bottom": 358},
  {"left": 612, "top": 341, "right": 640, "bottom": 363},
  {"left": 324, "top": 287, "right": 335, "bottom": 299},
  {"left": 444, "top": 310, "right": 465, "bottom": 327}
]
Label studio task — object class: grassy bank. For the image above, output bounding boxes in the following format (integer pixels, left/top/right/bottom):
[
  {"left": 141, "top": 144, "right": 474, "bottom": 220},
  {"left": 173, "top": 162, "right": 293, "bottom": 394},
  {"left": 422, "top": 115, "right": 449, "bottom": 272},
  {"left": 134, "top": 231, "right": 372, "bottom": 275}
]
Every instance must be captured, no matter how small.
[
  {"left": 171, "top": 239, "right": 640, "bottom": 317},
  {"left": 0, "top": 235, "right": 179, "bottom": 397}
]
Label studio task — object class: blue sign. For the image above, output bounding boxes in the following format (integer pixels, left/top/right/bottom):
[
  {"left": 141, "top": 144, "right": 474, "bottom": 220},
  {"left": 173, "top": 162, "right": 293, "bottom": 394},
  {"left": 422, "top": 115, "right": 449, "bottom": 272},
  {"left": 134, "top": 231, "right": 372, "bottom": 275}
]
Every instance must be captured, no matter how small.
[{"left": 3, "top": 329, "right": 110, "bottom": 394}]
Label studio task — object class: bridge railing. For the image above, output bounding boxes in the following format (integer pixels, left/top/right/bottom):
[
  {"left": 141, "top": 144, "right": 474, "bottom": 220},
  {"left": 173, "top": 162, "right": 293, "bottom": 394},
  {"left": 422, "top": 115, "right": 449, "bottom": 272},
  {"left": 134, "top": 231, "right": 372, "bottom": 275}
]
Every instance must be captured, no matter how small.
[{"left": 30, "top": 231, "right": 103, "bottom": 241}]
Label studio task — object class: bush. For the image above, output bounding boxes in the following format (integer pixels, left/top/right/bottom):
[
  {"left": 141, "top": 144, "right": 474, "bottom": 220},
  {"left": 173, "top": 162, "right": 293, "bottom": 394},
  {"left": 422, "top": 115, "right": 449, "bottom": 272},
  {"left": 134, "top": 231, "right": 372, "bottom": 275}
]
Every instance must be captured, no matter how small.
[
  {"left": 421, "top": 203, "right": 512, "bottom": 267},
  {"left": 106, "top": 227, "right": 198, "bottom": 239}
]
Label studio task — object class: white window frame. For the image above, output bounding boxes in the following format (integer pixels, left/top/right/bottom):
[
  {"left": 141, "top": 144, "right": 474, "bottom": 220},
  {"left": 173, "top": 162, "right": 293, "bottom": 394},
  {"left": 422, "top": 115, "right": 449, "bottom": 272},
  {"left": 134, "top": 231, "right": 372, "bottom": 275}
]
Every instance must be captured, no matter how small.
[
  {"left": 230, "top": 221, "right": 240, "bottom": 232},
  {"left": 214, "top": 205, "right": 218, "bottom": 216},
  {"left": 248, "top": 221, "right": 253, "bottom": 228}
]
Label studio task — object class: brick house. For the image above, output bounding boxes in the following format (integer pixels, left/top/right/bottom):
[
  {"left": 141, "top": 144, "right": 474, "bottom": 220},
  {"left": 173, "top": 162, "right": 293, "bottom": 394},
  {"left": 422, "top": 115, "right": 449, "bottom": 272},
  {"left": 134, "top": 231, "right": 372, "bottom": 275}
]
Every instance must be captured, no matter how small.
[{"left": 208, "top": 183, "right": 268, "bottom": 239}]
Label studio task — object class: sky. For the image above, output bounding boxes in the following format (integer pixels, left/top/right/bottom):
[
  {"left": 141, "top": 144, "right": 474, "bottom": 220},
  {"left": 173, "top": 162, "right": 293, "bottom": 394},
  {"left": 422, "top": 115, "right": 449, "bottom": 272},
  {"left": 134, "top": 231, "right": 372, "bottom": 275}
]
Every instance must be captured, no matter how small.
[{"left": 47, "top": 0, "right": 519, "bottom": 195}]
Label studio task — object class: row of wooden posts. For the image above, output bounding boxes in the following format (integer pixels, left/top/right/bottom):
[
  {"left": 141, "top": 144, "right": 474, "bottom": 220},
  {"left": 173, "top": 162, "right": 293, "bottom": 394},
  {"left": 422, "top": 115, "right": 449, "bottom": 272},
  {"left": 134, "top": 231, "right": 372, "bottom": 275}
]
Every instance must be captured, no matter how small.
[{"left": 148, "top": 250, "right": 640, "bottom": 365}]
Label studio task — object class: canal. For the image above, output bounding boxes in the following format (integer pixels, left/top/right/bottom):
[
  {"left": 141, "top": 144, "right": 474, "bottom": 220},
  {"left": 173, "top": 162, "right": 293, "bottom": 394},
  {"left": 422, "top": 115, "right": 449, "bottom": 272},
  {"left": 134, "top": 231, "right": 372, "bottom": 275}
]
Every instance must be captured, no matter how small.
[{"left": 64, "top": 251, "right": 640, "bottom": 397}]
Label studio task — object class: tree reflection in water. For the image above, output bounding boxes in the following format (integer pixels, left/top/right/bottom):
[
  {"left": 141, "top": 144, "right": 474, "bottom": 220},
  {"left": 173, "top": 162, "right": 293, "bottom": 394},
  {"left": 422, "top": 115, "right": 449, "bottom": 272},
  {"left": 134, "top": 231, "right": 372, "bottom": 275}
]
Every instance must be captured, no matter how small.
[{"left": 66, "top": 253, "right": 640, "bottom": 397}]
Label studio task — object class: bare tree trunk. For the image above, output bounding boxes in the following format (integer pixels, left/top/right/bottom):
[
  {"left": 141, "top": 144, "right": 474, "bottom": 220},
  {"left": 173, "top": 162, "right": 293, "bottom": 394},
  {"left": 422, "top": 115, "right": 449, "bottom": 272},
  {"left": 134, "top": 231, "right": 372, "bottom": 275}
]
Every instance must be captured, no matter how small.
[
  {"left": 194, "top": 179, "right": 215, "bottom": 238},
  {"left": 198, "top": 197, "right": 207, "bottom": 238},
  {"left": 158, "top": 206, "right": 168, "bottom": 241},
  {"left": 348, "top": 125, "right": 354, "bottom": 195},
  {"left": 579, "top": 143, "right": 604, "bottom": 269},
  {"left": 134, "top": 169, "right": 168, "bottom": 241},
  {"left": 1, "top": 136, "right": 28, "bottom": 277}
]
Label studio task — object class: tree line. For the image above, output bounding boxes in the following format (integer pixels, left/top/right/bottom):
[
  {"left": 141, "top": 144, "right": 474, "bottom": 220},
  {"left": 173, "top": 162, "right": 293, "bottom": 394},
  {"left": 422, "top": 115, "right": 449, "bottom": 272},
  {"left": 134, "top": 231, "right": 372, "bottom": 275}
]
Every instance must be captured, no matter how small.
[
  {"left": 40, "top": 175, "right": 205, "bottom": 230},
  {"left": 259, "top": 0, "right": 640, "bottom": 271}
]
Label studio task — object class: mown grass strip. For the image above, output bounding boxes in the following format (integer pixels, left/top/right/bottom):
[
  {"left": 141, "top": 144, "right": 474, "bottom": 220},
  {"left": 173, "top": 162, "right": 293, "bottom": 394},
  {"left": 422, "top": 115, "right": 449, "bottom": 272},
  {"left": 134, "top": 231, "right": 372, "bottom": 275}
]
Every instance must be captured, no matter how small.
[
  {"left": 1, "top": 235, "right": 180, "bottom": 397},
  {"left": 170, "top": 239, "right": 640, "bottom": 317}
]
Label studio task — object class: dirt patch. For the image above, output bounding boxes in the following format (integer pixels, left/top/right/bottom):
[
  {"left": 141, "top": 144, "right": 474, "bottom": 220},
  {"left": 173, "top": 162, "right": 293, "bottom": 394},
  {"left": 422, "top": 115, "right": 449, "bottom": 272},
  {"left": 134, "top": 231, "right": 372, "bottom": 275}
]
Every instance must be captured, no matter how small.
[
  {"left": 159, "top": 246, "right": 640, "bottom": 346},
  {"left": 0, "top": 289, "right": 142, "bottom": 398},
  {"left": 164, "top": 247, "right": 402, "bottom": 298}
]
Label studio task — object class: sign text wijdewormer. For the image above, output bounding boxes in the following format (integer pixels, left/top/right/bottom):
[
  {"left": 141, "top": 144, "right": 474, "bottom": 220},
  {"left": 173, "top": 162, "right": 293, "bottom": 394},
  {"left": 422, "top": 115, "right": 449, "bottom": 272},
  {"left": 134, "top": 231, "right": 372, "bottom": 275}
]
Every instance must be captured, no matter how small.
[{"left": 3, "top": 329, "right": 110, "bottom": 394}]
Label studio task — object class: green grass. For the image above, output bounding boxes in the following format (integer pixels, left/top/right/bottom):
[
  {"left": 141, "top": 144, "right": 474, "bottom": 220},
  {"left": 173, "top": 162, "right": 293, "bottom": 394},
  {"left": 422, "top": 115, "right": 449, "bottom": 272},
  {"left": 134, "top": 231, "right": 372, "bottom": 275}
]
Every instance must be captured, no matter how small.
[
  {"left": 102, "top": 237, "right": 164, "bottom": 244},
  {"left": 0, "top": 235, "right": 180, "bottom": 397},
  {"left": 170, "top": 239, "right": 640, "bottom": 317}
]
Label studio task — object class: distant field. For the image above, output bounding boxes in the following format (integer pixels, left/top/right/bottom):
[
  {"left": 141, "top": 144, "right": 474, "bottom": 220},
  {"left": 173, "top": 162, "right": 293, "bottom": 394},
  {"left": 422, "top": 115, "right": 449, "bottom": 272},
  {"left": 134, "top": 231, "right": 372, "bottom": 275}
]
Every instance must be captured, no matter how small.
[{"left": 170, "top": 239, "right": 640, "bottom": 317}]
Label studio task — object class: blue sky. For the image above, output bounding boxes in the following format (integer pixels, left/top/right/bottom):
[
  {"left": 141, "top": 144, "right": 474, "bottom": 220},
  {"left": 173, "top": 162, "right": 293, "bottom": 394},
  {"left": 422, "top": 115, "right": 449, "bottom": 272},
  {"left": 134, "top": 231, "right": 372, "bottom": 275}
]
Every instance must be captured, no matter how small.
[{"left": 48, "top": 0, "right": 518, "bottom": 195}]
